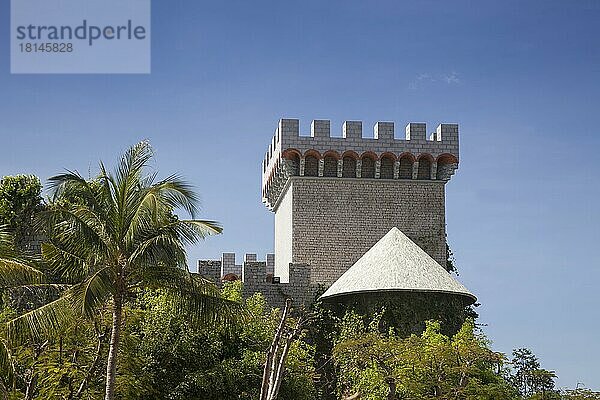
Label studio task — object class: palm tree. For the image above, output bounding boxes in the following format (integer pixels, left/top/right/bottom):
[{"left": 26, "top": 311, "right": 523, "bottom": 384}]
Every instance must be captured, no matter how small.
[{"left": 3, "top": 141, "right": 239, "bottom": 400}]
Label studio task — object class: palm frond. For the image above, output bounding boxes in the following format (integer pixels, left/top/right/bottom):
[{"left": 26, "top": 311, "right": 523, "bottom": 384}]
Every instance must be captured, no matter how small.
[
  {"left": 128, "top": 231, "right": 187, "bottom": 269},
  {"left": 129, "top": 219, "right": 221, "bottom": 267},
  {"left": 0, "top": 259, "right": 45, "bottom": 289},
  {"left": 149, "top": 272, "right": 245, "bottom": 329},
  {"left": 46, "top": 170, "right": 105, "bottom": 218},
  {"left": 0, "top": 225, "right": 19, "bottom": 261},
  {"left": 176, "top": 220, "right": 222, "bottom": 243},
  {"left": 41, "top": 240, "right": 94, "bottom": 283},
  {"left": 117, "top": 140, "right": 154, "bottom": 185},
  {"left": 70, "top": 267, "right": 114, "bottom": 318},
  {"left": 0, "top": 226, "right": 12, "bottom": 252},
  {"left": 47, "top": 169, "right": 88, "bottom": 198},
  {"left": 6, "top": 267, "right": 112, "bottom": 344},
  {"left": 151, "top": 174, "right": 200, "bottom": 218},
  {"left": 0, "top": 338, "right": 15, "bottom": 386},
  {"left": 6, "top": 294, "right": 75, "bottom": 345},
  {"left": 140, "top": 265, "right": 205, "bottom": 290},
  {"left": 123, "top": 175, "right": 205, "bottom": 245},
  {"left": 42, "top": 204, "right": 111, "bottom": 251},
  {"left": 115, "top": 141, "right": 153, "bottom": 210},
  {"left": 98, "top": 161, "right": 119, "bottom": 215}
]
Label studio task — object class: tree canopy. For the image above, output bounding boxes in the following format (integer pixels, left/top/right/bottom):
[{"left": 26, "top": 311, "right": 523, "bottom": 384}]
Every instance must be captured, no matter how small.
[
  {"left": 0, "top": 175, "right": 43, "bottom": 250},
  {"left": 1, "top": 142, "right": 242, "bottom": 400}
]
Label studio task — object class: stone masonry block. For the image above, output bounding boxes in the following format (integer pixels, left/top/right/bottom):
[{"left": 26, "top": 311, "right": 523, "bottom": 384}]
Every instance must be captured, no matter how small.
[
  {"left": 279, "top": 118, "right": 299, "bottom": 135},
  {"left": 311, "top": 120, "right": 330, "bottom": 138},
  {"left": 405, "top": 123, "right": 426, "bottom": 140},
  {"left": 436, "top": 123, "right": 458, "bottom": 142},
  {"left": 343, "top": 121, "right": 362, "bottom": 139},
  {"left": 374, "top": 122, "right": 394, "bottom": 140}
]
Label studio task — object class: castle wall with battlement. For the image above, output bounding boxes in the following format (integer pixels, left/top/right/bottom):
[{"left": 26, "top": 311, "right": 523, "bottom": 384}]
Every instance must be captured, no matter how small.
[
  {"left": 262, "top": 119, "right": 459, "bottom": 210},
  {"left": 197, "top": 253, "right": 316, "bottom": 308}
]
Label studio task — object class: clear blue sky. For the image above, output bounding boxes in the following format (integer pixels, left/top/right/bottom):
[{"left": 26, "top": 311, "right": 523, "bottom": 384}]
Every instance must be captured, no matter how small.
[{"left": 1, "top": 0, "right": 599, "bottom": 390}]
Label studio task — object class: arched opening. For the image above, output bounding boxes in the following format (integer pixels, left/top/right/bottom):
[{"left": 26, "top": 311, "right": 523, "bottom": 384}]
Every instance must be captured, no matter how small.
[
  {"left": 304, "top": 155, "right": 319, "bottom": 177},
  {"left": 436, "top": 154, "right": 458, "bottom": 180},
  {"left": 283, "top": 151, "right": 301, "bottom": 176},
  {"left": 417, "top": 155, "right": 433, "bottom": 180},
  {"left": 361, "top": 155, "right": 376, "bottom": 178},
  {"left": 222, "top": 273, "right": 239, "bottom": 282},
  {"left": 342, "top": 156, "right": 357, "bottom": 178},
  {"left": 323, "top": 154, "right": 338, "bottom": 177},
  {"left": 398, "top": 154, "right": 414, "bottom": 179},
  {"left": 380, "top": 155, "right": 395, "bottom": 179}
]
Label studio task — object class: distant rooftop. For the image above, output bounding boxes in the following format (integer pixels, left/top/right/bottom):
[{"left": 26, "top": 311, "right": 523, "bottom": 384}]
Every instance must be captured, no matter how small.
[{"left": 320, "top": 227, "right": 476, "bottom": 302}]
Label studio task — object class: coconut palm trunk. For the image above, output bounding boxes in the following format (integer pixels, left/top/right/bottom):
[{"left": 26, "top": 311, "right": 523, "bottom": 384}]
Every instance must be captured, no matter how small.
[{"left": 104, "top": 291, "right": 122, "bottom": 400}]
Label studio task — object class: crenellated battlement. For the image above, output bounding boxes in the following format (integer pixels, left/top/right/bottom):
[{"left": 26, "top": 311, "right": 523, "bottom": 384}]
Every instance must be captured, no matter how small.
[
  {"left": 197, "top": 253, "right": 316, "bottom": 307},
  {"left": 262, "top": 118, "right": 459, "bottom": 210}
]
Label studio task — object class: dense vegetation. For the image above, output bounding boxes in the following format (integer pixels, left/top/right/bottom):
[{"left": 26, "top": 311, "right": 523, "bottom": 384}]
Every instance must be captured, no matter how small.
[
  {"left": 0, "top": 144, "right": 598, "bottom": 399},
  {"left": 0, "top": 175, "right": 43, "bottom": 252},
  {"left": 0, "top": 282, "right": 314, "bottom": 400},
  {"left": 332, "top": 312, "right": 555, "bottom": 400}
]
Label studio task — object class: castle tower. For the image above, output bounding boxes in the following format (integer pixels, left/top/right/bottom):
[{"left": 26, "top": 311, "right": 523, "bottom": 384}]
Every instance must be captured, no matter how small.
[{"left": 262, "top": 119, "right": 459, "bottom": 285}]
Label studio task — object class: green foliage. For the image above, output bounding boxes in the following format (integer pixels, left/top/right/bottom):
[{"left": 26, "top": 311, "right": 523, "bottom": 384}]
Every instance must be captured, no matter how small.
[
  {"left": 221, "top": 280, "right": 243, "bottom": 303},
  {"left": 331, "top": 312, "right": 573, "bottom": 400},
  {"left": 301, "top": 300, "right": 340, "bottom": 399},
  {"left": 331, "top": 291, "right": 474, "bottom": 337},
  {"left": 333, "top": 312, "right": 519, "bottom": 399},
  {"left": 1, "top": 285, "right": 317, "bottom": 400},
  {"left": 0, "top": 142, "right": 241, "bottom": 399},
  {"left": 0, "top": 302, "right": 106, "bottom": 400},
  {"left": 561, "top": 388, "right": 600, "bottom": 399},
  {"left": 446, "top": 242, "right": 458, "bottom": 274},
  {"left": 509, "top": 348, "right": 558, "bottom": 399},
  {"left": 0, "top": 175, "right": 43, "bottom": 248},
  {"left": 117, "top": 287, "right": 316, "bottom": 400}
]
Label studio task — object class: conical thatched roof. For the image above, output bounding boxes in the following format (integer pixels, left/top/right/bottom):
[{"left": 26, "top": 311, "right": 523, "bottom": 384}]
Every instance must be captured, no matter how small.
[{"left": 320, "top": 227, "right": 476, "bottom": 302}]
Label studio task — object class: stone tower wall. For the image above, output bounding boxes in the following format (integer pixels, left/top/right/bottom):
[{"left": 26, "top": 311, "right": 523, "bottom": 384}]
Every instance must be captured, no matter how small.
[{"left": 275, "top": 177, "right": 446, "bottom": 285}]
